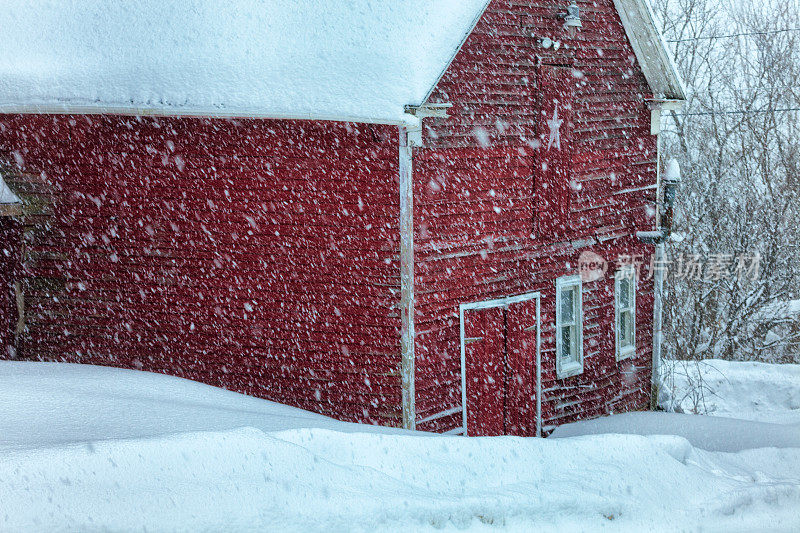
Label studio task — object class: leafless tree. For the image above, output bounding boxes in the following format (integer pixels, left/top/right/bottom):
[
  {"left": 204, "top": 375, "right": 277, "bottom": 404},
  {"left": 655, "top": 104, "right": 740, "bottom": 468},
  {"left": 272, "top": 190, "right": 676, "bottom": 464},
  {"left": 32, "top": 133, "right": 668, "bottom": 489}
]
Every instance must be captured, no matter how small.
[{"left": 653, "top": 0, "right": 800, "bottom": 376}]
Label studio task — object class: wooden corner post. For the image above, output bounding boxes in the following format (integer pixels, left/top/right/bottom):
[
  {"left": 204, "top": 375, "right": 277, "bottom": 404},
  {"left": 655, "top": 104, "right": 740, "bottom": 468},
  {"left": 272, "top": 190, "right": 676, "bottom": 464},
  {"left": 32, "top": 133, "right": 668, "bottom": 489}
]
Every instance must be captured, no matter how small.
[{"left": 398, "top": 125, "right": 416, "bottom": 430}]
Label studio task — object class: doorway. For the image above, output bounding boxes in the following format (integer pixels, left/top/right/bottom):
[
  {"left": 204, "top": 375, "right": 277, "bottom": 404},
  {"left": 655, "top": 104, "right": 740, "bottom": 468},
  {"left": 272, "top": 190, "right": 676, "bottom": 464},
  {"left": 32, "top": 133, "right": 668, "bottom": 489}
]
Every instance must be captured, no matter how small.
[{"left": 459, "top": 292, "right": 541, "bottom": 437}]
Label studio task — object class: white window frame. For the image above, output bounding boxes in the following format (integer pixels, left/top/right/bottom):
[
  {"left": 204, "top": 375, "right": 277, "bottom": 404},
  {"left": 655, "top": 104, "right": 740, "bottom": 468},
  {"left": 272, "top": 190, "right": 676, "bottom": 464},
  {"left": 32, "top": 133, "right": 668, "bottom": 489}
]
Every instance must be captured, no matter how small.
[
  {"left": 555, "top": 275, "right": 583, "bottom": 379},
  {"left": 615, "top": 266, "right": 637, "bottom": 360}
]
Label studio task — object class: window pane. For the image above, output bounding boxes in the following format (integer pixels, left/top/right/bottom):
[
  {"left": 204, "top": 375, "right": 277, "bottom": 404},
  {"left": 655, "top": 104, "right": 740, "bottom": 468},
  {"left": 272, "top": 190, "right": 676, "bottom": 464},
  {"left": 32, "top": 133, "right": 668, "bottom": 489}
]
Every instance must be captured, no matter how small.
[
  {"left": 620, "top": 278, "right": 630, "bottom": 308},
  {"left": 620, "top": 311, "right": 628, "bottom": 344},
  {"left": 561, "top": 287, "right": 574, "bottom": 322},
  {"left": 560, "top": 326, "right": 572, "bottom": 360},
  {"left": 569, "top": 325, "right": 577, "bottom": 360},
  {"left": 622, "top": 310, "right": 634, "bottom": 347}
]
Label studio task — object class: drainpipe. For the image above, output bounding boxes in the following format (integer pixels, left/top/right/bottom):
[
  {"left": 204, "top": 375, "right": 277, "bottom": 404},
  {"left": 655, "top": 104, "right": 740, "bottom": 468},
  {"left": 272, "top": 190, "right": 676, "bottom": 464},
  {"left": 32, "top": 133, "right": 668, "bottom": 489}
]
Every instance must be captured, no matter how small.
[
  {"left": 399, "top": 125, "right": 416, "bottom": 430},
  {"left": 641, "top": 99, "right": 683, "bottom": 405},
  {"left": 639, "top": 153, "right": 681, "bottom": 407},
  {"left": 652, "top": 131, "right": 665, "bottom": 408}
]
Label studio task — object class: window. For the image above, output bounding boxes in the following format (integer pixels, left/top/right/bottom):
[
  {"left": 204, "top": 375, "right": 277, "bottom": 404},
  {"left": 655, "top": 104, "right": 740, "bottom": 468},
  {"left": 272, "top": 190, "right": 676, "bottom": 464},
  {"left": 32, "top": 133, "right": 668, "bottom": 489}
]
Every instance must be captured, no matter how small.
[
  {"left": 615, "top": 266, "right": 637, "bottom": 360},
  {"left": 555, "top": 275, "right": 583, "bottom": 378}
]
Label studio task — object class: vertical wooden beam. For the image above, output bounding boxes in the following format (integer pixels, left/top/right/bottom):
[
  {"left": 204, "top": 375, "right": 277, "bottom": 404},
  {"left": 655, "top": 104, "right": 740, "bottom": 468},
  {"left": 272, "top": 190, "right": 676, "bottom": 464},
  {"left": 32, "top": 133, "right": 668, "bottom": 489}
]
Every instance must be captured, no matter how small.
[{"left": 399, "top": 126, "right": 416, "bottom": 430}]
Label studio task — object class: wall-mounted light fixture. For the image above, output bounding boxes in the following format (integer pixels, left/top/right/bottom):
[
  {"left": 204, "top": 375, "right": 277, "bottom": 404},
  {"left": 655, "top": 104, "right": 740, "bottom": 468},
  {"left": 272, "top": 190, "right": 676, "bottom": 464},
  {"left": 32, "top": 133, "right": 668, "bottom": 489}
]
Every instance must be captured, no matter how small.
[{"left": 561, "top": 2, "right": 583, "bottom": 35}]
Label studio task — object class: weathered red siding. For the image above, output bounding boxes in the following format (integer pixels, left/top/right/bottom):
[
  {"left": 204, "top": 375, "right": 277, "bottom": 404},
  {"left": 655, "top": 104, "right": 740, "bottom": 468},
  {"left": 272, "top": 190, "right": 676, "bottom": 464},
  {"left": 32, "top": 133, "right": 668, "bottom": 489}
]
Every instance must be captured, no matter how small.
[
  {"left": 414, "top": 0, "right": 658, "bottom": 433},
  {"left": 0, "top": 116, "right": 403, "bottom": 426}
]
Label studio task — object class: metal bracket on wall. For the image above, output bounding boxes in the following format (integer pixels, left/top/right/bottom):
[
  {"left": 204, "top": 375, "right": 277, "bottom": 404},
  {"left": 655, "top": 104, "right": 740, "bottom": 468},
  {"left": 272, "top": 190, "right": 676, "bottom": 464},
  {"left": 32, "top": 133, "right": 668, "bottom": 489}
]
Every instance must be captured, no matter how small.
[
  {"left": 404, "top": 103, "right": 452, "bottom": 120},
  {"left": 404, "top": 103, "right": 453, "bottom": 147}
]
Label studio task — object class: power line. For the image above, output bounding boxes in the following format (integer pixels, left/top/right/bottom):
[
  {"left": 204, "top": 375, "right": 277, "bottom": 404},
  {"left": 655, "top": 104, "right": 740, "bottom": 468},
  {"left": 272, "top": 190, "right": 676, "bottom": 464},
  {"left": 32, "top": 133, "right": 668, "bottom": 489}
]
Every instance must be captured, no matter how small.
[
  {"left": 673, "top": 107, "right": 800, "bottom": 116},
  {"left": 666, "top": 27, "right": 800, "bottom": 43}
]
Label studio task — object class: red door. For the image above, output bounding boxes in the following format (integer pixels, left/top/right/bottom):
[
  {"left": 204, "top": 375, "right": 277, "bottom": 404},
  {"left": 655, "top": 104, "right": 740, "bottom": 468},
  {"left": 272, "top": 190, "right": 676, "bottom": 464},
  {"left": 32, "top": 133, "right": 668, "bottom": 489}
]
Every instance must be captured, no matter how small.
[
  {"left": 464, "top": 305, "right": 506, "bottom": 436},
  {"left": 505, "top": 298, "right": 538, "bottom": 436},
  {"left": 463, "top": 298, "right": 538, "bottom": 436},
  {"left": 0, "top": 218, "right": 20, "bottom": 358}
]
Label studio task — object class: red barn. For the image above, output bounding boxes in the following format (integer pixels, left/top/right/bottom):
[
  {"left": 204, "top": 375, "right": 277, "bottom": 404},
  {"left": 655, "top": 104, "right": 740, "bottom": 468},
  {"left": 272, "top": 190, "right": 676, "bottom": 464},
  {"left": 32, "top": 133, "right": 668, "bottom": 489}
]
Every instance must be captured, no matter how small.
[{"left": 0, "top": 0, "right": 684, "bottom": 435}]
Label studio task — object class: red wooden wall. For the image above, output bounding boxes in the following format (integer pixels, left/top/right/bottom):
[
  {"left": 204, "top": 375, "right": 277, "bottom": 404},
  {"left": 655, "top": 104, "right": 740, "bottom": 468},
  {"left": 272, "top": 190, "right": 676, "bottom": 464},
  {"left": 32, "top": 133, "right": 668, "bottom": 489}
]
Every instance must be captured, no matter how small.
[
  {"left": 0, "top": 116, "right": 404, "bottom": 426},
  {"left": 414, "top": 0, "right": 659, "bottom": 433}
]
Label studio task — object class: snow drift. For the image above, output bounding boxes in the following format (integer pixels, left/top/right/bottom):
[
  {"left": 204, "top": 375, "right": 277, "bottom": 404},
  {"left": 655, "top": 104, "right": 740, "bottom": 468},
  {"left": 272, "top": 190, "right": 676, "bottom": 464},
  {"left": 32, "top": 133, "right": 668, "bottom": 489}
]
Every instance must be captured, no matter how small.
[
  {"left": 1, "top": 361, "right": 798, "bottom": 531},
  {"left": 660, "top": 358, "right": 800, "bottom": 424}
]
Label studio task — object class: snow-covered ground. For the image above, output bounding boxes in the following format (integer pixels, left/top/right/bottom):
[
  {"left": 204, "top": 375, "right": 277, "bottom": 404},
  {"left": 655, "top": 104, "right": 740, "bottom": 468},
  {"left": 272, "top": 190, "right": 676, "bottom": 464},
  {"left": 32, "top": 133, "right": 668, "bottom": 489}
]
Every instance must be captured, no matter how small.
[
  {"left": 1, "top": 361, "right": 799, "bottom": 532},
  {"left": 659, "top": 358, "right": 800, "bottom": 424}
]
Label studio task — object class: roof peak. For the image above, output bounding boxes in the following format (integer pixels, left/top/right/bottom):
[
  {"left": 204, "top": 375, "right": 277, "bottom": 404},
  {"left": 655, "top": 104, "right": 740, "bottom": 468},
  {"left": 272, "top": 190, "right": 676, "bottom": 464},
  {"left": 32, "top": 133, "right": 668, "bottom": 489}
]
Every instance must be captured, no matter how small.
[{"left": 614, "top": 0, "right": 687, "bottom": 100}]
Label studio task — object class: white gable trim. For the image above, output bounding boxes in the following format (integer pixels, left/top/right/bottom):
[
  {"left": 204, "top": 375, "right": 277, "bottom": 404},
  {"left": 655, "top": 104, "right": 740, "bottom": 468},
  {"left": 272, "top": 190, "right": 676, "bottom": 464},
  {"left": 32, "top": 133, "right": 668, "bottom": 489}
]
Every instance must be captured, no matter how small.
[{"left": 614, "top": 0, "right": 687, "bottom": 101}]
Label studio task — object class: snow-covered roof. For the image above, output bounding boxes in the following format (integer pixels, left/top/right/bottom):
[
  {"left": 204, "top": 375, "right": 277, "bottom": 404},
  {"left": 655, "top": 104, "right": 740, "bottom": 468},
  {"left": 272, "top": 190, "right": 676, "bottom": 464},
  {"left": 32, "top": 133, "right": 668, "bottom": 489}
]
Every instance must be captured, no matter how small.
[
  {"left": 614, "top": 0, "right": 687, "bottom": 101},
  {"left": 0, "top": 174, "right": 21, "bottom": 205},
  {"left": 0, "top": 1, "right": 489, "bottom": 125}
]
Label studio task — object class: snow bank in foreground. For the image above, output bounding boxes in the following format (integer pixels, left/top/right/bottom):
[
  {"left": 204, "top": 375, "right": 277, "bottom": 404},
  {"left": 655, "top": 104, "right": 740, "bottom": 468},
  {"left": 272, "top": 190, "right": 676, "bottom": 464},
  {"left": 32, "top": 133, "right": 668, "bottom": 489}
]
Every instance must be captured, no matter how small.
[
  {"left": 659, "top": 359, "right": 800, "bottom": 424},
  {"left": 1, "top": 362, "right": 799, "bottom": 532}
]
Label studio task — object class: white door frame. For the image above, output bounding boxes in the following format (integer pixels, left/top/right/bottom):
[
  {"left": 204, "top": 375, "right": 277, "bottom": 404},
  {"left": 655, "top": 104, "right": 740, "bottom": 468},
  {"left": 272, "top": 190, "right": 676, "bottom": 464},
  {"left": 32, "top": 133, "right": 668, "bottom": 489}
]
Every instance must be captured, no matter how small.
[{"left": 459, "top": 291, "right": 542, "bottom": 437}]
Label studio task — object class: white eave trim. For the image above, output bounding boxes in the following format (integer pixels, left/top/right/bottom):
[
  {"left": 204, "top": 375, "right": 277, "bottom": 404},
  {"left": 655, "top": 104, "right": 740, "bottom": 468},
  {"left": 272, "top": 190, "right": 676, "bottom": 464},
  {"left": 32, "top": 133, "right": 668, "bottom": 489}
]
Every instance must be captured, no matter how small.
[
  {"left": 0, "top": 103, "right": 412, "bottom": 127},
  {"left": 614, "top": 0, "right": 687, "bottom": 101}
]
